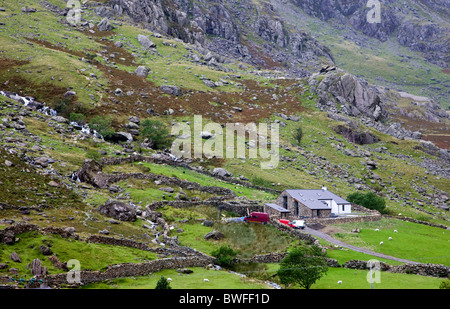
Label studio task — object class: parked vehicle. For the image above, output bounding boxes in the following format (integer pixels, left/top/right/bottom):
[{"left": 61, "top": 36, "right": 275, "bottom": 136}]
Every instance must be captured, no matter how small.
[
  {"left": 244, "top": 212, "right": 270, "bottom": 224},
  {"left": 279, "top": 219, "right": 306, "bottom": 229}
]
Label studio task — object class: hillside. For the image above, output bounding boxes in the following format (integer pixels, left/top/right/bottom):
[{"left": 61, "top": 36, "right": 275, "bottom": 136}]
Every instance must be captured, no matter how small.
[{"left": 0, "top": 0, "right": 449, "bottom": 291}]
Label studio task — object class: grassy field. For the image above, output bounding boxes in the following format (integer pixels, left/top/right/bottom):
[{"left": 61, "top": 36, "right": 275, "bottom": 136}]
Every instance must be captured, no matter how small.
[
  {"left": 0, "top": 232, "right": 159, "bottom": 277},
  {"left": 171, "top": 221, "right": 300, "bottom": 258},
  {"left": 312, "top": 267, "right": 444, "bottom": 289},
  {"left": 138, "top": 162, "right": 277, "bottom": 202},
  {"left": 327, "top": 218, "right": 450, "bottom": 265},
  {"left": 81, "top": 265, "right": 444, "bottom": 289},
  {"left": 82, "top": 267, "right": 271, "bottom": 289}
]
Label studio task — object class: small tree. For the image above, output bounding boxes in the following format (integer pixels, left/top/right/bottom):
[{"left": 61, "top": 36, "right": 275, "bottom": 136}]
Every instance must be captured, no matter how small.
[
  {"left": 211, "top": 245, "right": 238, "bottom": 269},
  {"left": 155, "top": 276, "right": 172, "bottom": 289},
  {"left": 69, "top": 112, "right": 86, "bottom": 125},
  {"left": 293, "top": 126, "right": 303, "bottom": 146},
  {"left": 439, "top": 279, "right": 450, "bottom": 289},
  {"left": 140, "top": 119, "right": 172, "bottom": 150},
  {"left": 88, "top": 115, "right": 115, "bottom": 139},
  {"left": 277, "top": 245, "right": 328, "bottom": 289}
]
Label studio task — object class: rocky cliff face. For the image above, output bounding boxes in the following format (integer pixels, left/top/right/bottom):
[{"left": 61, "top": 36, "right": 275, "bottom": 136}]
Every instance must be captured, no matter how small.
[
  {"left": 291, "top": 0, "right": 449, "bottom": 68},
  {"left": 308, "top": 66, "right": 384, "bottom": 121},
  {"left": 99, "top": 0, "right": 334, "bottom": 75}
]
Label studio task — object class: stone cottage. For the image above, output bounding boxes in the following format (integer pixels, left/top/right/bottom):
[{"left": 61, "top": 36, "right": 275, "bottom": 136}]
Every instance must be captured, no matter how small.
[{"left": 266, "top": 187, "right": 352, "bottom": 219}]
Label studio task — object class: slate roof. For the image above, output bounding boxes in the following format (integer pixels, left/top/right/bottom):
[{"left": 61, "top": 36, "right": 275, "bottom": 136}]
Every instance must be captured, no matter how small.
[
  {"left": 285, "top": 189, "right": 351, "bottom": 210},
  {"left": 265, "top": 203, "right": 291, "bottom": 213}
]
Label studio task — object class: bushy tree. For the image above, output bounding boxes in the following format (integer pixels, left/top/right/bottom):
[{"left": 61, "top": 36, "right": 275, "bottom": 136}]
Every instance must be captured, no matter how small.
[
  {"left": 293, "top": 126, "right": 303, "bottom": 146},
  {"left": 69, "top": 112, "right": 86, "bottom": 125},
  {"left": 277, "top": 245, "right": 328, "bottom": 289},
  {"left": 140, "top": 119, "right": 172, "bottom": 149},
  {"left": 155, "top": 276, "right": 172, "bottom": 289},
  {"left": 88, "top": 115, "right": 115, "bottom": 139},
  {"left": 439, "top": 279, "right": 450, "bottom": 289},
  {"left": 211, "top": 245, "right": 238, "bottom": 269},
  {"left": 347, "top": 191, "right": 387, "bottom": 214}
]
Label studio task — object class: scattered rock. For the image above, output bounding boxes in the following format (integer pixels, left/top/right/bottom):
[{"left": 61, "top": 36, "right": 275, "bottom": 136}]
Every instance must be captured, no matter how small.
[
  {"left": 203, "top": 230, "right": 224, "bottom": 240},
  {"left": 137, "top": 34, "right": 156, "bottom": 49},
  {"left": 48, "top": 181, "right": 60, "bottom": 187},
  {"left": 212, "top": 168, "right": 233, "bottom": 177},
  {"left": 160, "top": 85, "right": 183, "bottom": 96},
  {"left": 135, "top": 66, "right": 150, "bottom": 77},
  {"left": 98, "top": 199, "right": 137, "bottom": 222},
  {"left": 98, "top": 18, "right": 112, "bottom": 31},
  {"left": 39, "top": 245, "right": 53, "bottom": 256},
  {"left": 10, "top": 252, "right": 21, "bottom": 263}
]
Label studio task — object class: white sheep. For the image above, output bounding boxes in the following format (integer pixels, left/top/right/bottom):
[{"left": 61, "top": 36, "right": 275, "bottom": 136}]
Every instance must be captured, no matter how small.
[
  {"left": 167, "top": 278, "right": 172, "bottom": 282},
  {"left": 388, "top": 237, "right": 393, "bottom": 240},
  {"left": 375, "top": 228, "right": 379, "bottom": 232},
  {"left": 380, "top": 241, "right": 383, "bottom": 245},
  {"left": 204, "top": 279, "right": 209, "bottom": 282},
  {"left": 337, "top": 281, "right": 342, "bottom": 284},
  {"left": 394, "top": 230, "right": 398, "bottom": 233}
]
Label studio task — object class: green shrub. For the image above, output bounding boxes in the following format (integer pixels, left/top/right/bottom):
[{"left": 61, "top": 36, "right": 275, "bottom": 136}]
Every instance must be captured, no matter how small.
[
  {"left": 251, "top": 176, "right": 272, "bottom": 188},
  {"left": 53, "top": 98, "right": 72, "bottom": 118},
  {"left": 86, "top": 149, "right": 101, "bottom": 161},
  {"left": 88, "top": 116, "right": 115, "bottom": 139},
  {"left": 69, "top": 112, "right": 86, "bottom": 125},
  {"left": 439, "top": 279, "right": 450, "bottom": 289},
  {"left": 155, "top": 276, "right": 172, "bottom": 289},
  {"left": 293, "top": 126, "right": 303, "bottom": 146},
  {"left": 140, "top": 119, "right": 172, "bottom": 149},
  {"left": 211, "top": 245, "right": 238, "bottom": 269},
  {"left": 347, "top": 191, "right": 387, "bottom": 214}
]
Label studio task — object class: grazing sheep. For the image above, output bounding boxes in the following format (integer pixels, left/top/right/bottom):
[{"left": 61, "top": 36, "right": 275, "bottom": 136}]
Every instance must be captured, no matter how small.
[
  {"left": 375, "top": 228, "right": 379, "bottom": 231},
  {"left": 167, "top": 278, "right": 172, "bottom": 281},
  {"left": 380, "top": 241, "right": 383, "bottom": 245},
  {"left": 394, "top": 230, "right": 398, "bottom": 233},
  {"left": 337, "top": 281, "right": 342, "bottom": 284},
  {"left": 204, "top": 279, "right": 209, "bottom": 282},
  {"left": 388, "top": 237, "right": 393, "bottom": 240}
]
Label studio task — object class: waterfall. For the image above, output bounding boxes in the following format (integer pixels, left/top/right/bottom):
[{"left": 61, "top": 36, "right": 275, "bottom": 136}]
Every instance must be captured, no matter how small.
[{"left": 1, "top": 90, "right": 102, "bottom": 139}]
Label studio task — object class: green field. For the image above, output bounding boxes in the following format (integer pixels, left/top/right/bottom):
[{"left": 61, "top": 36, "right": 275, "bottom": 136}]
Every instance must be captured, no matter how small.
[
  {"left": 328, "top": 218, "right": 450, "bottom": 266},
  {"left": 82, "top": 267, "right": 270, "bottom": 289},
  {"left": 0, "top": 232, "right": 158, "bottom": 277},
  {"left": 81, "top": 265, "right": 445, "bottom": 289}
]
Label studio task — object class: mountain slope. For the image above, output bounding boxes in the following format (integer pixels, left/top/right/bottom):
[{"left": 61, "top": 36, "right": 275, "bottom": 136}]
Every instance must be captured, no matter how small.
[{"left": 0, "top": 0, "right": 449, "bottom": 289}]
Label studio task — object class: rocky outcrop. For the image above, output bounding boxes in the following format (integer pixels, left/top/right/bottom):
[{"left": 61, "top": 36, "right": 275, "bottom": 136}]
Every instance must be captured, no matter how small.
[
  {"left": 291, "top": 0, "right": 449, "bottom": 68},
  {"left": 397, "top": 21, "right": 450, "bottom": 68},
  {"left": 98, "top": 199, "right": 137, "bottom": 222},
  {"left": 100, "top": 0, "right": 333, "bottom": 75},
  {"left": 76, "top": 159, "right": 109, "bottom": 189},
  {"left": 333, "top": 125, "right": 380, "bottom": 145},
  {"left": 309, "top": 67, "right": 384, "bottom": 121}
]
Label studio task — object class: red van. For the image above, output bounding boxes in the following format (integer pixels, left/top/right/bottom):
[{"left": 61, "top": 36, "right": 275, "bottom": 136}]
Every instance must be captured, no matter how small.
[{"left": 244, "top": 212, "right": 270, "bottom": 224}]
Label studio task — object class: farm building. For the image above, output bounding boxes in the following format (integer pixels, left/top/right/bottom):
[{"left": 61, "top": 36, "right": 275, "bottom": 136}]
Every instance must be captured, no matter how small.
[{"left": 265, "top": 187, "right": 352, "bottom": 219}]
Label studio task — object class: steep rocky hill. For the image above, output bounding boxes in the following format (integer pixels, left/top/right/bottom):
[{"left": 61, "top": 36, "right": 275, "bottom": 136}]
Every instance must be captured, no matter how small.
[{"left": 0, "top": 0, "right": 449, "bottom": 290}]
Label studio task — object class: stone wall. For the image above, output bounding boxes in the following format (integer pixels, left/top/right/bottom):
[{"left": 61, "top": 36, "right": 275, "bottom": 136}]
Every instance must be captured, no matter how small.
[
  {"left": 385, "top": 215, "right": 449, "bottom": 230},
  {"left": 30, "top": 256, "right": 216, "bottom": 287},
  {"left": 145, "top": 199, "right": 263, "bottom": 217},
  {"left": 305, "top": 214, "right": 382, "bottom": 226},
  {"left": 100, "top": 154, "right": 281, "bottom": 194},
  {"left": 271, "top": 220, "right": 319, "bottom": 245},
  {"left": 343, "top": 259, "right": 450, "bottom": 278},
  {"left": 105, "top": 172, "right": 236, "bottom": 197},
  {"left": 0, "top": 223, "right": 40, "bottom": 245}
]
